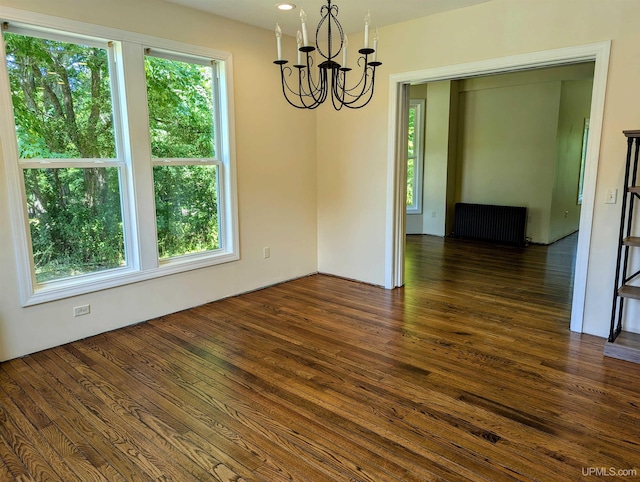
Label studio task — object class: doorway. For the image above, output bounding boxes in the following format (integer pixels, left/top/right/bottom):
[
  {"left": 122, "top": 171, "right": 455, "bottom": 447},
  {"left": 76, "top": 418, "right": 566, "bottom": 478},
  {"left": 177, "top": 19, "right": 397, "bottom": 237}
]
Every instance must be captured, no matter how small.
[{"left": 384, "top": 42, "right": 611, "bottom": 333}]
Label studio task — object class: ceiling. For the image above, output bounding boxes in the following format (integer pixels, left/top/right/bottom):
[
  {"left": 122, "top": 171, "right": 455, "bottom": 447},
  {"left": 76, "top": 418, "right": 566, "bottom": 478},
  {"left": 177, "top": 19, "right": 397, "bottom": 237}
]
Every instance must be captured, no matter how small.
[{"left": 162, "top": 0, "right": 492, "bottom": 36}]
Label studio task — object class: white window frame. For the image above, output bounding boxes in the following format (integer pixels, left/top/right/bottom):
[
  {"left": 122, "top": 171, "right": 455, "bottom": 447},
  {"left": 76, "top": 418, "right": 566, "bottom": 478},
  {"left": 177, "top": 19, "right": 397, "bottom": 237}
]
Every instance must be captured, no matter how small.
[
  {"left": 0, "top": 8, "right": 239, "bottom": 306},
  {"left": 2, "top": 25, "right": 136, "bottom": 290},
  {"left": 406, "top": 99, "right": 424, "bottom": 214},
  {"left": 144, "top": 48, "right": 226, "bottom": 264}
]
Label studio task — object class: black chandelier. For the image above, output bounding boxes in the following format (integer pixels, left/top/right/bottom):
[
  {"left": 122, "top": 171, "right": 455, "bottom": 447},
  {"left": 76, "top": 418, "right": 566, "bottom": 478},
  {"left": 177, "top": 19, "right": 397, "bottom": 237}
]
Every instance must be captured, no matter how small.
[{"left": 274, "top": 0, "right": 381, "bottom": 110}]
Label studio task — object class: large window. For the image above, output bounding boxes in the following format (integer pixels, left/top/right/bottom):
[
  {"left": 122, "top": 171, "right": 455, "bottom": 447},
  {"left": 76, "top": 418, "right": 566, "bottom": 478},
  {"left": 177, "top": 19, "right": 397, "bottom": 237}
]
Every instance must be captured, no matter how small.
[
  {"left": 407, "top": 99, "right": 424, "bottom": 214},
  {"left": 0, "top": 19, "right": 237, "bottom": 305}
]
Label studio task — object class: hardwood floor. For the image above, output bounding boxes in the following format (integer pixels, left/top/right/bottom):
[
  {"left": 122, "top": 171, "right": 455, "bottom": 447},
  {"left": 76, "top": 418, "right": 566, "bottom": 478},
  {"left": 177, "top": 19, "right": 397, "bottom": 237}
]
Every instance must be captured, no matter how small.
[{"left": 1, "top": 235, "right": 639, "bottom": 481}]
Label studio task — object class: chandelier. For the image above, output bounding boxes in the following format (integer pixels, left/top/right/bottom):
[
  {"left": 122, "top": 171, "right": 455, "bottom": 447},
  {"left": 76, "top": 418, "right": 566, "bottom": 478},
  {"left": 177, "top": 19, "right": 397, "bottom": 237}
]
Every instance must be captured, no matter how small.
[{"left": 274, "top": 0, "right": 381, "bottom": 110}]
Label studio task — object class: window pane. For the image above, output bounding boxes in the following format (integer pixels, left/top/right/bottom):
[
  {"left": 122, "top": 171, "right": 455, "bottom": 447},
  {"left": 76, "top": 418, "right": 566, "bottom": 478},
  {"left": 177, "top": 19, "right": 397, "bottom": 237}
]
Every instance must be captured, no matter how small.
[
  {"left": 408, "top": 106, "right": 416, "bottom": 158},
  {"left": 407, "top": 158, "right": 414, "bottom": 207},
  {"left": 145, "top": 55, "right": 215, "bottom": 158},
  {"left": 4, "top": 32, "right": 116, "bottom": 159},
  {"left": 24, "top": 167, "right": 125, "bottom": 283},
  {"left": 154, "top": 165, "right": 219, "bottom": 259}
]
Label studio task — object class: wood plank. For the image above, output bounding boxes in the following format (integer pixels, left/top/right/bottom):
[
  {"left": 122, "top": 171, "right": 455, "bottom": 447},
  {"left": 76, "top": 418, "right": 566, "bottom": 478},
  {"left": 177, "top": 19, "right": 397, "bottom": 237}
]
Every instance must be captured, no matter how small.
[
  {"left": 605, "top": 330, "right": 640, "bottom": 364},
  {"left": 0, "top": 233, "right": 639, "bottom": 480},
  {"left": 618, "top": 284, "right": 640, "bottom": 299},
  {"left": 623, "top": 236, "right": 640, "bottom": 247}
]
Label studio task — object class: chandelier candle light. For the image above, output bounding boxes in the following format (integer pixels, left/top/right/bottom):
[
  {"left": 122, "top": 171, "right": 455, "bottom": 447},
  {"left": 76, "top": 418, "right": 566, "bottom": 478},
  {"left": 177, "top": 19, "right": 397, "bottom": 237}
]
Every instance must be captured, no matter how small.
[{"left": 274, "top": 0, "right": 382, "bottom": 110}]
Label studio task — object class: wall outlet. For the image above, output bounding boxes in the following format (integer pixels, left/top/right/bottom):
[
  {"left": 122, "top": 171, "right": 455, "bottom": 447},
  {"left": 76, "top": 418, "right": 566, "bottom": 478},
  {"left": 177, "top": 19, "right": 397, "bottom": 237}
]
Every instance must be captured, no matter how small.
[
  {"left": 263, "top": 246, "right": 270, "bottom": 259},
  {"left": 431, "top": 211, "right": 436, "bottom": 218},
  {"left": 73, "top": 304, "right": 90, "bottom": 317},
  {"left": 606, "top": 188, "right": 618, "bottom": 204}
]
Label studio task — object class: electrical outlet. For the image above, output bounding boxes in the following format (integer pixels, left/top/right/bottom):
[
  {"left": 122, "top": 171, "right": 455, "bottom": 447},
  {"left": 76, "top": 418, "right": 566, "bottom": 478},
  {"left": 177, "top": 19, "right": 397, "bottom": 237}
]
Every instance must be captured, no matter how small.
[
  {"left": 431, "top": 211, "right": 436, "bottom": 218},
  {"left": 73, "top": 304, "right": 90, "bottom": 317},
  {"left": 263, "top": 247, "right": 270, "bottom": 259}
]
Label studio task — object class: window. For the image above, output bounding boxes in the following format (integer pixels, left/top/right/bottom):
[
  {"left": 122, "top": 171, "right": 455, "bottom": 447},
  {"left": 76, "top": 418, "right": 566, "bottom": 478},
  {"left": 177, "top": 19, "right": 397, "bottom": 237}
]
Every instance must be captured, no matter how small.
[
  {"left": 145, "top": 51, "right": 222, "bottom": 260},
  {"left": 0, "top": 18, "right": 237, "bottom": 305},
  {"left": 407, "top": 99, "right": 424, "bottom": 214},
  {"left": 3, "top": 30, "right": 129, "bottom": 284}
]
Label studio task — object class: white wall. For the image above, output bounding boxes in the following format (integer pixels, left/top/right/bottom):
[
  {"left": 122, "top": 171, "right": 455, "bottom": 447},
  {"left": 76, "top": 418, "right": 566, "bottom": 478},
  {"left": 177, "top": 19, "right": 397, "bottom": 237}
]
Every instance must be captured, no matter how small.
[
  {"left": 406, "top": 215, "right": 423, "bottom": 235},
  {"left": 457, "top": 81, "right": 562, "bottom": 243},
  {"left": 406, "top": 81, "right": 458, "bottom": 237},
  {"left": 0, "top": 0, "right": 318, "bottom": 360},
  {"left": 549, "top": 79, "right": 593, "bottom": 242},
  {"left": 409, "top": 65, "right": 592, "bottom": 242},
  {"left": 423, "top": 81, "right": 455, "bottom": 237},
  {"left": 317, "top": 0, "right": 640, "bottom": 338}
]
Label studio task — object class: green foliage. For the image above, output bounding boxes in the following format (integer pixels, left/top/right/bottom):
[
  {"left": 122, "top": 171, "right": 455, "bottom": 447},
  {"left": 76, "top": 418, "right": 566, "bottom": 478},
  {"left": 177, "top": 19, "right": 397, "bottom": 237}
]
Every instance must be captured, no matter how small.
[
  {"left": 407, "top": 106, "right": 416, "bottom": 206},
  {"left": 406, "top": 158, "right": 414, "bottom": 207},
  {"left": 5, "top": 32, "right": 115, "bottom": 159},
  {"left": 145, "top": 55, "right": 219, "bottom": 258},
  {"left": 145, "top": 55, "right": 215, "bottom": 158},
  {"left": 154, "top": 165, "right": 219, "bottom": 259},
  {"left": 407, "top": 106, "right": 415, "bottom": 158},
  {"left": 5, "top": 32, "right": 220, "bottom": 282},
  {"left": 24, "top": 167, "right": 124, "bottom": 282}
]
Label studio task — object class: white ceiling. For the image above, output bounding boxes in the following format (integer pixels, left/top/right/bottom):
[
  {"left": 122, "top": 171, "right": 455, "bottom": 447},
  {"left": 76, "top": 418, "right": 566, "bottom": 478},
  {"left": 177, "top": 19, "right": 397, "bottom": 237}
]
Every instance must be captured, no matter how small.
[{"left": 162, "top": 0, "right": 492, "bottom": 36}]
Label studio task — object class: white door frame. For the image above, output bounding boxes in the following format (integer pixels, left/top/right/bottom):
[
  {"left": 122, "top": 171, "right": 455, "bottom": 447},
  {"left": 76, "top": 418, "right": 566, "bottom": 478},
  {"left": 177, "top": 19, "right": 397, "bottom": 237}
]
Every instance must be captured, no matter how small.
[{"left": 385, "top": 41, "right": 611, "bottom": 333}]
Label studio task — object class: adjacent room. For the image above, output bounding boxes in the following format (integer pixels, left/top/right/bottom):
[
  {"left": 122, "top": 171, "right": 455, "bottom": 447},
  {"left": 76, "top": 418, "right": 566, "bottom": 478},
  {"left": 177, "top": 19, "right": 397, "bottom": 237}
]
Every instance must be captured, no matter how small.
[
  {"left": 405, "top": 62, "right": 594, "bottom": 331},
  {"left": 0, "top": 0, "right": 639, "bottom": 479}
]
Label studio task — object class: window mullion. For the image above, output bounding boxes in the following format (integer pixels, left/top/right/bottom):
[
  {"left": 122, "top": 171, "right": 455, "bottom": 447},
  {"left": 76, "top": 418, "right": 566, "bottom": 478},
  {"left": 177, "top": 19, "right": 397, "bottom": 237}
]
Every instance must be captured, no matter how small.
[{"left": 118, "top": 40, "right": 159, "bottom": 271}]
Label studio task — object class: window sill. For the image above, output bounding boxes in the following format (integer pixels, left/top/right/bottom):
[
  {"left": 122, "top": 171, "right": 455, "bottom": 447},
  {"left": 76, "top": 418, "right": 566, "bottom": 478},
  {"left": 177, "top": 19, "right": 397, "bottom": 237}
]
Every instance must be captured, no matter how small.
[{"left": 23, "top": 249, "right": 239, "bottom": 306}]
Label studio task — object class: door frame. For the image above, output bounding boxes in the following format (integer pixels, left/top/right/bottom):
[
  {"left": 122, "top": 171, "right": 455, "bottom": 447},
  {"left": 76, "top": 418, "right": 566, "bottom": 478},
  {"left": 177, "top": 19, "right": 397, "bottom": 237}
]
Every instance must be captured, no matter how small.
[{"left": 384, "top": 41, "right": 611, "bottom": 333}]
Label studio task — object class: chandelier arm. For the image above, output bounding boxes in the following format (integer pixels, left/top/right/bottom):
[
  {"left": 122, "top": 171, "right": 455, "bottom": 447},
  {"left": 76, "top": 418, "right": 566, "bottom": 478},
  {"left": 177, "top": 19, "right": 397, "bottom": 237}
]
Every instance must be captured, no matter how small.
[
  {"left": 330, "top": 63, "right": 376, "bottom": 108},
  {"left": 279, "top": 64, "right": 322, "bottom": 109},
  {"left": 283, "top": 61, "right": 325, "bottom": 108},
  {"left": 282, "top": 66, "right": 307, "bottom": 97},
  {"left": 319, "top": 67, "right": 331, "bottom": 104},
  {"left": 330, "top": 68, "right": 346, "bottom": 110},
  {"left": 298, "top": 67, "right": 323, "bottom": 108},
  {"left": 330, "top": 63, "right": 373, "bottom": 108},
  {"left": 331, "top": 58, "right": 376, "bottom": 106},
  {"left": 341, "top": 66, "right": 378, "bottom": 109},
  {"left": 303, "top": 54, "right": 323, "bottom": 95},
  {"left": 333, "top": 68, "right": 366, "bottom": 100},
  {"left": 350, "top": 56, "right": 371, "bottom": 91},
  {"left": 302, "top": 57, "right": 326, "bottom": 104},
  {"left": 340, "top": 56, "right": 373, "bottom": 99}
]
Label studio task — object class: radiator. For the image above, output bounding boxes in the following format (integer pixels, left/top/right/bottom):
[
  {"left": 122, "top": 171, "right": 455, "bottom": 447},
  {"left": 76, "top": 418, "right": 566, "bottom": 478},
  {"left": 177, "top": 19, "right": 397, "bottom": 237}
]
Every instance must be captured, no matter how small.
[{"left": 452, "top": 203, "right": 527, "bottom": 246}]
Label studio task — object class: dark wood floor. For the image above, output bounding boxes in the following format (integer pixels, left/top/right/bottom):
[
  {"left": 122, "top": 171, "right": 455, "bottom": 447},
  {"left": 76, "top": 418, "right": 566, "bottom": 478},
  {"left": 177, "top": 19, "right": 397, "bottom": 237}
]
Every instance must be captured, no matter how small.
[{"left": 1, "top": 234, "right": 639, "bottom": 481}]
